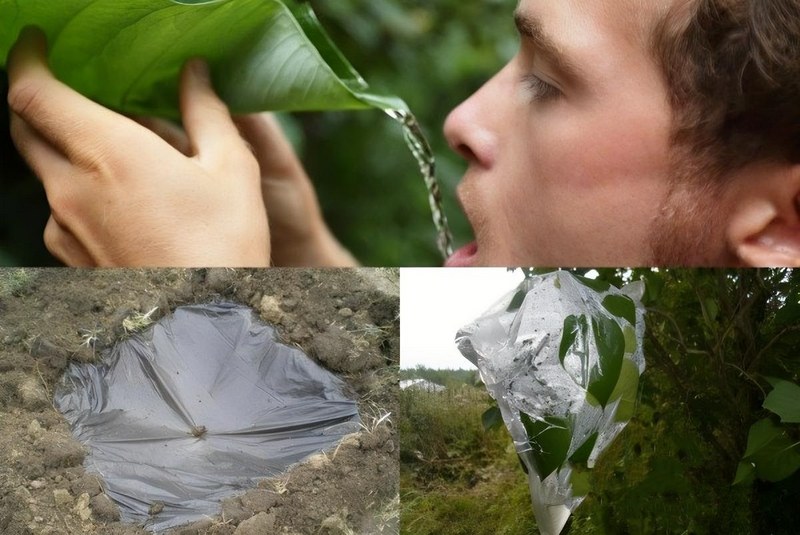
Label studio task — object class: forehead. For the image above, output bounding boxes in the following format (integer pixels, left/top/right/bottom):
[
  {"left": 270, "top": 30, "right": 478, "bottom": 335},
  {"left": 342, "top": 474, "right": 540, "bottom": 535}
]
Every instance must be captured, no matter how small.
[{"left": 516, "top": 0, "right": 674, "bottom": 63}]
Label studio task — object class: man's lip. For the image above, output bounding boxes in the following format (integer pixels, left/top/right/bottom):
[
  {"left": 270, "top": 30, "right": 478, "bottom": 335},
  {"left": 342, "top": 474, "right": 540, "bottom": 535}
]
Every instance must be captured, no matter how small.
[{"left": 445, "top": 241, "right": 479, "bottom": 267}]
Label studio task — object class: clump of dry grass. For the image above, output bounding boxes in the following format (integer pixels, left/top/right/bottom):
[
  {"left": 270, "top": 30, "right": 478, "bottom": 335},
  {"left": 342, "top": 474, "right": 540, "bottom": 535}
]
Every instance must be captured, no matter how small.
[{"left": 122, "top": 307, "right": 158, "bottom": 334}]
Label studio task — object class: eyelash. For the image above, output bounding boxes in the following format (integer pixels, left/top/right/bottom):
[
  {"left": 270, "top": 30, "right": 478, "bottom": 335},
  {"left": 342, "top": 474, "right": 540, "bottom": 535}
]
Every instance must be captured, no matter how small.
[{"left": 524, "top": 74, "right": 561, "bottom": 101}]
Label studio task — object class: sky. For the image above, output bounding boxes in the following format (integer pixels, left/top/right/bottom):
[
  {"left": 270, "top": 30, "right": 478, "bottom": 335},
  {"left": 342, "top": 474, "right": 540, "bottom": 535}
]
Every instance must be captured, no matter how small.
[{"left": 400, "top": 268, "right": 524, "bottom": 370}]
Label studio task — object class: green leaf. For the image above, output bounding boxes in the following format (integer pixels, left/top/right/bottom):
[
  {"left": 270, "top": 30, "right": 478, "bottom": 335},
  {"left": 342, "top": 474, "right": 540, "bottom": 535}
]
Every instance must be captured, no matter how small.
[
  {"left": 520, "top": 414, "right": 571, "bottom": 479},
  {"left": 506, "top": 290, "right": 527, "bottom": 312},
  {"left": 641, "top": 271, "right": 664, "bottom": 306},
  {"left": 608, "top": 359, "right": 641, "bottom": 422},
  {"left": 572, "top": 274, "right": 611, "bottom": 293},
  {"left": 569, "top": 432, "right": 598, "bottom": 466},
  {"left": 703, "top": 298, "right": 719, "bottom": 322},
  {"left": 743, "top": 418, "right": 783, "bottom": 458},
  {"left": 588, "top": 314, "right": 625, "bottom": 407},
  {"left": 763, "top": 379, "right": 800, "bottom": 423},
  {"left": 623, "top": 325, "right": 637, "bottom": 354},
  {"left": 733, "top": 461, "right": 756, "bottom": 486},
  {"left": 558, "top": 314, "right": 588, "bottom": 365},
  {"left": 481, "top": 406, "right": 503, "bottom": 432},
  {"left": 740, "top": 418, "right": 800, "bottom": 483},
  {"left": 0, "top": 0, "right": 407, "bottom": 119},
  {"left": 570, "top": 469, "right": 591, "bottom": 497},
  {"left": 750, "top": 433, "right": 800, "bottom": 482},
  {"left": 601, "top": 294, "right": 637, "bottom": 326}
]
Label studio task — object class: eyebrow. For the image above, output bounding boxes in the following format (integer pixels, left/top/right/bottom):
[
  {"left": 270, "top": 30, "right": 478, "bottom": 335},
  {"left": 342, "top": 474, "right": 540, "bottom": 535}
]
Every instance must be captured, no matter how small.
[{"left": 513, "top": 10, "right": 584, "bottom": 82}]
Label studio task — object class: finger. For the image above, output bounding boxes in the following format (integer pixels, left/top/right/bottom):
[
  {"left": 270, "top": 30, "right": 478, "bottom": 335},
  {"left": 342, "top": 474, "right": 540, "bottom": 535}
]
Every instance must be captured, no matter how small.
[
  {"left": 234, "top": 113, "right": 305, "bottom": 179},
  {"left": 10, "top": 112, "right": 72, "bottom": 180},
  {"left": 132, "top": 116, "right": 192, "bottom": 155},
  {"left": 6, "top": 27, "right": 133, "bottom": 160},
  {"left": 179, "top": 59, "right": 246, "bottom": 164},
  {"left": 43, "top": 215, "right": 95, "bottom": 267}
]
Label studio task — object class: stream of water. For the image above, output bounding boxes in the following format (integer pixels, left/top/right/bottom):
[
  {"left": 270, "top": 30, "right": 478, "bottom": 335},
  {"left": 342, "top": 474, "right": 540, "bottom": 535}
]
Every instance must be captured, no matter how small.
[{"left": 386, "top": 109, "right": 454, "bottom": 261}]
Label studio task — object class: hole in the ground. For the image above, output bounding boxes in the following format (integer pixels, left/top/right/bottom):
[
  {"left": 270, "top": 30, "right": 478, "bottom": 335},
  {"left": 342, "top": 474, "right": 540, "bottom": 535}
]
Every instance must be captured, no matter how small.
[{"left": 55, "top": 302, "right": 360, "bottom": 532}]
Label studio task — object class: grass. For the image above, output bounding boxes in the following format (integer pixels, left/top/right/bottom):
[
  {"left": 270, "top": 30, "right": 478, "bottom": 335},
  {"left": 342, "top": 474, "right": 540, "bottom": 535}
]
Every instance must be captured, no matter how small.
[
  {"left": 122, "top": 306, "right": 159, "bottom": 334},
  {"left": 360, "top": 403, "right": 393, "bottom": 434},
  {"left": 0, "top": 268, "right": 37, "bottom": 298},
  {"left": 400, "top": 385, "right": 538, "bottom": 535}
]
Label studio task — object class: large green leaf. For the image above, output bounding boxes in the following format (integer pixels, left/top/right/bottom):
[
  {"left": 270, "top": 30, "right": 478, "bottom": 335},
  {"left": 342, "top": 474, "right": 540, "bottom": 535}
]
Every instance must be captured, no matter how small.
[
  {"left": 763, "top": 379, "right": 800, "bottom": 423},
  {"left": 607, "top": 358, "right": 640, "bottom": 422},
  {"left": 743, "top": 418, "right": 782, "bottom": 458},
  {"left": 601, "top": 294, "right": 637, "bottom": 326},
  {"left": 750, "top": 433, "right": 800, "bottom": 482},
  {"left": 558, "top": 314, "right": 588, "bottom": 366},
  {"left": 568, "top": 432, "right": 598, "bottom": 466},
  {"left": 588, "top": 314, "right": 625, "bottom": 407},
  {"left": 520, "top": 413, "right": 571, "bottom": 480},
  {"left": 0, "top": 0, "right": 407, "bottom": 118},
  {"left": 739, "top": 418, "right": 800, "bottom": 484}
]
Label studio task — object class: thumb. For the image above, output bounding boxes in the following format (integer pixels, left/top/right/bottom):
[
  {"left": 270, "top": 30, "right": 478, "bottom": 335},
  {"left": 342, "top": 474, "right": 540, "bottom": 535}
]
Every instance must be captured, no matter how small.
[{"left": 179, "top": 59, "right": 243, "bottom": 164}]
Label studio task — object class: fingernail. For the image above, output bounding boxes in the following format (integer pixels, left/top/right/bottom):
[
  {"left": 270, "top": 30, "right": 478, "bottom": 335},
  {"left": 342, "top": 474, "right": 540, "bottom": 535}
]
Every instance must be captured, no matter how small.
[
  {"left": 17, "top": 26, "right": 47, "bottom": 52},
  {"left": 189, "top": 58, "right": 210, "bottom": 82}
]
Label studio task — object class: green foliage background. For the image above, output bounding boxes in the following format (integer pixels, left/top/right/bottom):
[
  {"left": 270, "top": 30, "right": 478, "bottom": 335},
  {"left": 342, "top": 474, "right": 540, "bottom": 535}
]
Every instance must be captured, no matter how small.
[
  {"left": 0, "top": 0, "right": 518, "bottom": 266},
  {"left": 401, "top": 269, "right": 800, "bottom": 534}
]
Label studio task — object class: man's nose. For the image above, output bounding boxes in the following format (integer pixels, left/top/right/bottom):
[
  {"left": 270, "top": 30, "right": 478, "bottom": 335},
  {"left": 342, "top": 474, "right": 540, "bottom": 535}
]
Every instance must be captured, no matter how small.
[{"left": 443, "top": 66, "right": 509, "bottom": 170}]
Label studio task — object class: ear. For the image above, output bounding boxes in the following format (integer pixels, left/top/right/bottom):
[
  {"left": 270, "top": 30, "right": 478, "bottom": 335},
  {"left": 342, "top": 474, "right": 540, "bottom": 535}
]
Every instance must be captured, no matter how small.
[{"left": 727, "top": 162, "right": 800, "bottom": 267}]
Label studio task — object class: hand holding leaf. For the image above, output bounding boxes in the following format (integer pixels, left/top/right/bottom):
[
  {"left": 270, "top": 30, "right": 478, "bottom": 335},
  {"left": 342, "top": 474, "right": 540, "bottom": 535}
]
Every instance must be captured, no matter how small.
[{"left": 8, "top": 29, "right": 269, "bottom": 266}]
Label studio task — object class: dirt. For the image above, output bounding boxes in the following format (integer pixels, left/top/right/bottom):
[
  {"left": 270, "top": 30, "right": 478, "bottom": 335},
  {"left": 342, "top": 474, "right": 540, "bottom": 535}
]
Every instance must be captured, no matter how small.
[{"left": 0, "top": 268, "right": 399, "bottom": 535}]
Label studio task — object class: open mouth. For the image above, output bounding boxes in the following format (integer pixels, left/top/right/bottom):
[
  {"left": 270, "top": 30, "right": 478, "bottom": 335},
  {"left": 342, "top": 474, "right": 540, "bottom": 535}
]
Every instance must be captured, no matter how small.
[{"left": 445, "top": 241, "right": 479, "bottom": 267}]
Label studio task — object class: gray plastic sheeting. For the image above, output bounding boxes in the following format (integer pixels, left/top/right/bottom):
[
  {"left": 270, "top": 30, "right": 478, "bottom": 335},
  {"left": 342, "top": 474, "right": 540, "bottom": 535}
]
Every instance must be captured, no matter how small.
[
  {"left": 456, "top": 272, "right": 645, "bottom": 535},
  {"left": 55, "top": 303, "right": 360, "bottom": 532}
]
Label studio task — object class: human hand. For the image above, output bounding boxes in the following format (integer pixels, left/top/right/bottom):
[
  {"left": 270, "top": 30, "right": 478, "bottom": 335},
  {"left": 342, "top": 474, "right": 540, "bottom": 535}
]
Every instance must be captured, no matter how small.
[
  {"left": 7, "top": 28, "right": 269, "bottom": 267},
  {"left": 234, "top": 114, "right": 357, "bottom": 267},
  {"left": 139, "top": 113, "right": 358, "bottom": 267}
]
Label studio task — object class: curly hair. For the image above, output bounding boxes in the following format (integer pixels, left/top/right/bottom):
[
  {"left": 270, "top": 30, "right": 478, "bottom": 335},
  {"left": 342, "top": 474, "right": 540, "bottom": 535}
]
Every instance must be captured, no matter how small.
[{"left": 653, "top": 0, "right": 800, "bottom": 180}]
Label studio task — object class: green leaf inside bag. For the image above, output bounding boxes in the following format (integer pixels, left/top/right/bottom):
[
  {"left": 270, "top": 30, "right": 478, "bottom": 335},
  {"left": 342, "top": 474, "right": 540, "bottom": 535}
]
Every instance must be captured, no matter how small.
[{"left": 521, "top": 413, "right": 571, "bottom": 479}]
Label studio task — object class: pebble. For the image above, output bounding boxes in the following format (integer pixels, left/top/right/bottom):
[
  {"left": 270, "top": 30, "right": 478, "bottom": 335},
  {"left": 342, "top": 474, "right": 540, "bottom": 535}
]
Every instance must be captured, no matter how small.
[
  {"left": 18, "top": 377, "right": 49, "bottom": 411},
  {"left": 27, "top": 419, "right": 43, "bottom": 438},
  {"left": 91, "top": 493, "right": 121, "bottom": 522},
  {"left": 259, "top": 296, "right": 284, "bottom": 325},
  {"left": 12, "top": 486, "right": 32, "bottom": 501},
  {"left": 234, "top": 512, "right": 276, "bottom": 535},
  {"left": 30, "top": 480, "right": 46, "bottom": 490},
  {"left": 338, "top": 308, "right": 354, "bottom": 318},
  {"left": 70, "top": 473, "right": 102, "bottom": 497},
  {"left": 53, "top": 488, "right": 73, "bottom": 508},
  {"left": 73, "top": 493, "right": 92, "bottom": 521}
]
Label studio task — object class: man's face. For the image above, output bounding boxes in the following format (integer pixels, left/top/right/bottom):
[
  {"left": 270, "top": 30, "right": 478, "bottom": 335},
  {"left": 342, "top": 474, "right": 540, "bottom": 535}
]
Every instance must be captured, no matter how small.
[{"left": 444, "top": 0, "right": 728, "bottom": 266}]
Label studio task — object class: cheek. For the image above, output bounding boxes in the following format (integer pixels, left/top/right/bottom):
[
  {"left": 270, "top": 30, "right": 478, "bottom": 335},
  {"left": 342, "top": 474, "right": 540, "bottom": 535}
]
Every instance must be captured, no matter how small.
[
  {"left": 494, "top": 114, "right": 673, "bottom": 261},
  {"left": 534, "top": 109, "right": 672, "bottom": 192}
]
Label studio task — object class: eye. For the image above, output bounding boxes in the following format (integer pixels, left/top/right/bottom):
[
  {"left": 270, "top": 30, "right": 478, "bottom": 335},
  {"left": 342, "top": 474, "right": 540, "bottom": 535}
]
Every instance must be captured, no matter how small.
[{"left": 524, "top": 74, "right": 561, "bottom": 101}]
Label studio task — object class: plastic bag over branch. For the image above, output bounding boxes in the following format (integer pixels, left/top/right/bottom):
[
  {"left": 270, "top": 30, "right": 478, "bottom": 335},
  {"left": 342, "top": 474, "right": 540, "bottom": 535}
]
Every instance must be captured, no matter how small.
[
  {"left": 55, "top": 303, "right": 360, "bottom": 532},
  {"left": 456, "top": 272, "right": 646, "bottom": 535}
]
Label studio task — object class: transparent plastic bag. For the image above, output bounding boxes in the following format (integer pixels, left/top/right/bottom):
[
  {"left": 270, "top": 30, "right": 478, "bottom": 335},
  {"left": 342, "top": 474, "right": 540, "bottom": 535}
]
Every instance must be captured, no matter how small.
[{"left": 456, "top": 272, "right": 645, "bottom": 535}]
